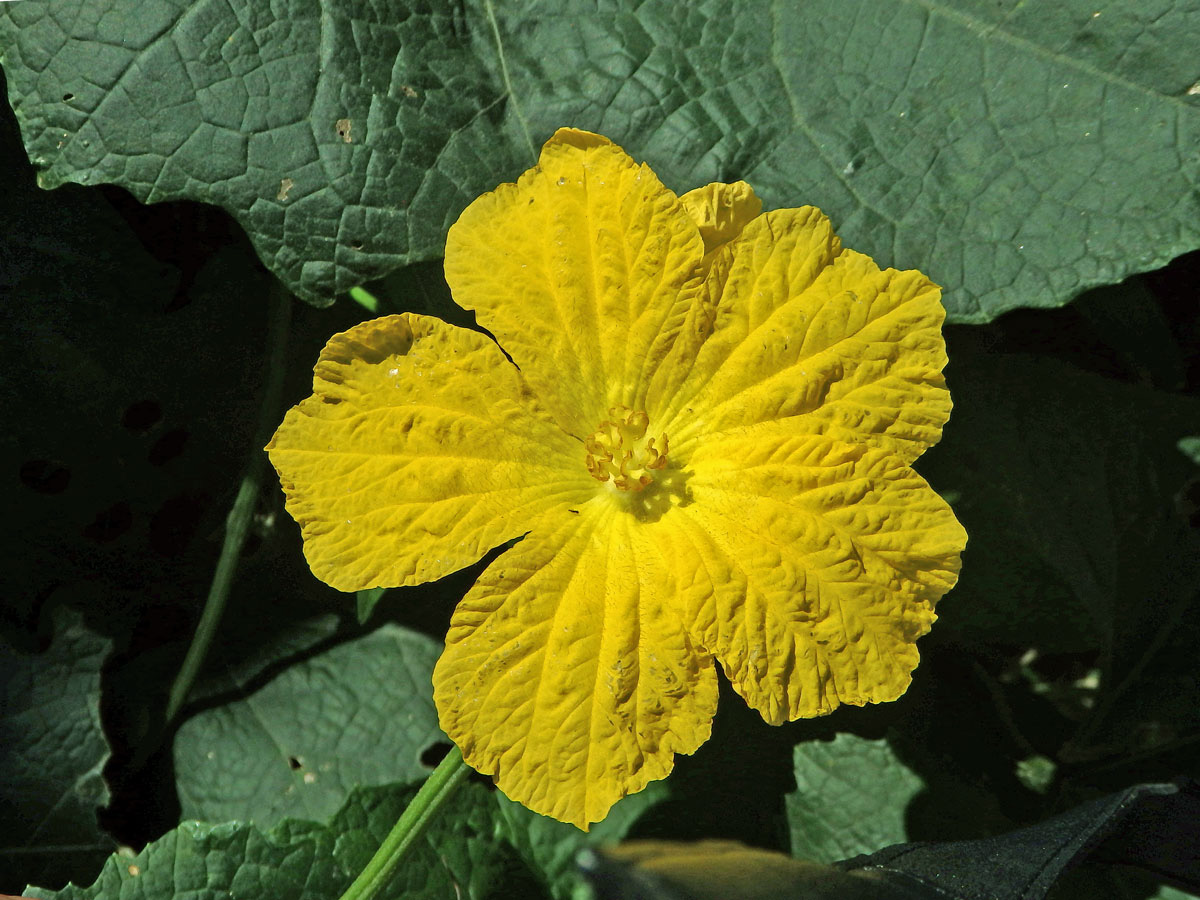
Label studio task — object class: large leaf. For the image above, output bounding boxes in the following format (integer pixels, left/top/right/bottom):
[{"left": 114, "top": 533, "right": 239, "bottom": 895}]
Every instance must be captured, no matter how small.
[
  {"left": 173, "top": 624, "right": 445, "bottom": 825},
  {"left": 25, "top": 780, "right": 514, "bottom": 900},
  {"left": 4, "top": 1, "right": 1198, "bottom": 320},
  {"left": 0, "top": 609, "right": 114, "bottom": 893},
  {"left": 786, "top": 734, "right": 924, "bottom": 864}
]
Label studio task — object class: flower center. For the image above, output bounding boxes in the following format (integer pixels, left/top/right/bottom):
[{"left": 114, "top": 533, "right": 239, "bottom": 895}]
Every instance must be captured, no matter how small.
[{"left": 584, "top": 406, "right": 669, "bottom": 492}]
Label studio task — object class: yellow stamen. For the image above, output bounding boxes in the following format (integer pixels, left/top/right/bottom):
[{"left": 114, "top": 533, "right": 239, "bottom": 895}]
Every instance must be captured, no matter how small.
[{"left": 585, "top": 406, "right": 669, "bottom": 492}]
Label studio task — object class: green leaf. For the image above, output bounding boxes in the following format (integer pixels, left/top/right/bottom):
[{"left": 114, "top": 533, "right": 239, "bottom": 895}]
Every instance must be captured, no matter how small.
[
  {"left": 0, "top": 608, "right": 114, "bottom": 892},
  {"left": 26, "top": 780, "right": 515, "bottom": 900},
  {"left": 173, "top": 624, "right": 445, "bottom": 825},
  {"left": 4, "top": 1, "right": 1199, "bottom": 320},
  {"left": 1178, "top": 437, "right": 1200, "bottom": 467},
  {"left": 786, "top": 735, "right": 924, "bottom": 864},
  {"left": 1151, "top": 888, "right": 1200, "bottom": 900},
  {"left": 356, "top": 588, "right": 386, "bottom": 625}
]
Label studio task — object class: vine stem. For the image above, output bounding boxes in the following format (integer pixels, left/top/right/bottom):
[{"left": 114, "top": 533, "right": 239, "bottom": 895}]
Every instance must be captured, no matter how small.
[
  {"left": 338, "top": 745, "right": 471, "bottom": 900},
  {"left": 164, "top": 281, "right": 293, "bottom": 725}
]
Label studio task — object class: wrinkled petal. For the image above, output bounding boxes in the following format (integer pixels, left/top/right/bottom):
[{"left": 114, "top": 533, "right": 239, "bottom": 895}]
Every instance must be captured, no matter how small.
[
  {"left": 678, "top": 181, "right": 762, "bottom": 258},
  {"left": 645, "top": 432, "right": 966, "bottom": 724},
  {"left": 433, "top": 501, "right": 718, "bottom": 829},
  {"left": 445, "top": 128, "right": 706, "bottom": 436},
  {"left": 266, "top": 313, "right": 591, "bottom": 592},
  {"left": 648, "top": 208, "right": 951, "bottom": 465}
]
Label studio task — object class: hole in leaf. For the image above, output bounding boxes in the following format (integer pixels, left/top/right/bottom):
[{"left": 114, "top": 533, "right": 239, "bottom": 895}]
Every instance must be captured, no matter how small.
[
  {"left": 150, "top": 493, "right": 205, "bottom": 557},
  {"left": 82, "top": 502, "right": 133, "bottom": 542},
  {"left": 62, "top": 92, "right": 74, "bottom": 102},
  {"left": 148, "top": 427, "right": 188, "bottom": 466},
  {"left": 287, "top": 756, "right": 302, "bottom": 770},
  {"left": 420, "top": 742, "right": 453, "bottom": 768},
  {"left": 122, "top": 398, "right": 162, "bottom": 432},
  {"left": 20, "top": 459, "right": 71, "bottom": 494}
]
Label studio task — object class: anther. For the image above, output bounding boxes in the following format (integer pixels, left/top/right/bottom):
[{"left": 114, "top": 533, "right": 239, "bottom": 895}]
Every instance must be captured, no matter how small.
[{"left": 584, "top": 406, "right": 669, "bottom": 492}]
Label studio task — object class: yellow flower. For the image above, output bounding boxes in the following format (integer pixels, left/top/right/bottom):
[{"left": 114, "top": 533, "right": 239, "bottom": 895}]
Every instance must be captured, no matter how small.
[{"left": 267, "top": 129, "right": 967, "bottom": 829}]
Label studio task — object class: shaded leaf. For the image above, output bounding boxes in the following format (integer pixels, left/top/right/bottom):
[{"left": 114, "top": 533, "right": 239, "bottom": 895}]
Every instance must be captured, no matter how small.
[
  {"left": 4, "top": 1, "right": 1199, "bottom": 320},
  {"left": 623, "top": 678, "right": 810, "bottom": 851},
  {"left": 173, "top": 624, "right": 445, "bottom": 825},
  {"left": 1067, "top": 558, "right": 1200, "bottom": 770},
  {"left": 0, "top": 60, "right": 372, "bottom": 852},
  {"left": 0, "top": 79, "right": 271, "bottom": 639},
  {"left": 918, "top": 345, "right": 1200, "bottom": 654},
  {"left": 0, "top": 609, "right": 114, "bottom": 892},
  {"left": 1073, "top": 279, "right": 1186, "bottom": 390}
]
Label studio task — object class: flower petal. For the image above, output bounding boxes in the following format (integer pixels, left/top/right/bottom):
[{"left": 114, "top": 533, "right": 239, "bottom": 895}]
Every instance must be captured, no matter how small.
[
  {"left": 266, "top": 313, "right": 591, "bottom": 592},
  {"left": 649, "top": 208, "right": 951, "bottom": 465},
  {"left": 646, "top": 432, "right": 966, "bottom": 724},
  {"left": 445, "top": 128, "right": 706, "bottom": 436},
  {"left": 678, "top": 181, "right": 762, "bottom": 257},
  {"left": 433, "top": 501, "right": 717, "bottom": 829}
]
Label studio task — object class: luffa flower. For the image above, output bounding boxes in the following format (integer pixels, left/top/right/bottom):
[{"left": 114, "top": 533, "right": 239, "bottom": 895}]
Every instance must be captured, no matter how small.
[{"left": 267, "top": 128, "right": 967, "bottom": 829}]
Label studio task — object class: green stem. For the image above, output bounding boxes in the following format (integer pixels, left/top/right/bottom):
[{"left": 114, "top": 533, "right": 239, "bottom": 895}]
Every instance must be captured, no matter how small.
[
  {"left": 163, "top": 471, "right": 259, "bottom": 723},
  {"left": 338, "top": 745, "right": 470, "bottom": 900},
  {"left": 164, "top": 282, "right": 293, "bottom": 725}
]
